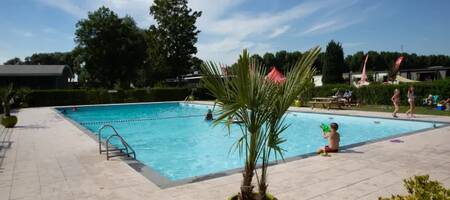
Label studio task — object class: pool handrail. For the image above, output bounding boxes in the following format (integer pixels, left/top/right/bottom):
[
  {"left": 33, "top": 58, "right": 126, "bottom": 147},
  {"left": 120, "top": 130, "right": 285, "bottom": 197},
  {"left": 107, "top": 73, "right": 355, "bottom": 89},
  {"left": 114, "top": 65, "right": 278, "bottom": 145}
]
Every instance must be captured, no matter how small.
[{"left": 98, "top": 124, "right": 136, "bottom": 160}]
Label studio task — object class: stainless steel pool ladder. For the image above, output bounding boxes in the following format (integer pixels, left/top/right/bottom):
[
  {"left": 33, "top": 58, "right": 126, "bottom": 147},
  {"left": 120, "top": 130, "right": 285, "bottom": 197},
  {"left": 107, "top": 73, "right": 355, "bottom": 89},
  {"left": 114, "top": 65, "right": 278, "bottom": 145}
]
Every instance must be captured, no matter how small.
[{"left": 98, "top": 124, "right": 136, "bottom": 160}]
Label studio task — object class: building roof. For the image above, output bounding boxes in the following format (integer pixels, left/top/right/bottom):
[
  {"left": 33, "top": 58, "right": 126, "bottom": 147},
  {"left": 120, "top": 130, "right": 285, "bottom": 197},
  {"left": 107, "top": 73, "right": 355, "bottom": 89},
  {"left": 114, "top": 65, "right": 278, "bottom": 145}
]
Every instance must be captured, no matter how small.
[
  {"left": 0, "top": 65, "right": 72, "bottom": 77},
  {"left": 399, "top": 66, "right": 450, "bottom": 72}
]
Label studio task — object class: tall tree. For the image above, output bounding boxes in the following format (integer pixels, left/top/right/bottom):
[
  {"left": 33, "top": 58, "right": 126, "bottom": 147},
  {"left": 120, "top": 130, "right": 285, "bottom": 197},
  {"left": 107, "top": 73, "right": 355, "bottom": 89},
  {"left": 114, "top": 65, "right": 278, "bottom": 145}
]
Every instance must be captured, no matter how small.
[
  {"left": 3, "top": 57, "right": 23, "bottom": 65},
  {"left": 147, "top": 0, "right": 202, "bottom": 81},
  {"left": 322, "top": 40, "right": 345, "bottom": 84},
  {"left": 263, "top": 53, "right": 275, "bottom": 70},
  {"left": 346, "top": 51, "right": 364, "bottom": 72},
  {"left": 22, "top": 52, "right": 76, "bottom": 75},
  {"left": 75, "top": 7, "right": 146, "bottom": 88}
]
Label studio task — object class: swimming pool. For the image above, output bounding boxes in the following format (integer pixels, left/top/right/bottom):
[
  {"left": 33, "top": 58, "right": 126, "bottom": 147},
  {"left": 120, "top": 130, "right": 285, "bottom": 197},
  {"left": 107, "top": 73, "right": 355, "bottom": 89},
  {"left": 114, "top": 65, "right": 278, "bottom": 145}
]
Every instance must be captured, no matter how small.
[{"left": 59, "top": 102, "right": 443, "bottom": 183}]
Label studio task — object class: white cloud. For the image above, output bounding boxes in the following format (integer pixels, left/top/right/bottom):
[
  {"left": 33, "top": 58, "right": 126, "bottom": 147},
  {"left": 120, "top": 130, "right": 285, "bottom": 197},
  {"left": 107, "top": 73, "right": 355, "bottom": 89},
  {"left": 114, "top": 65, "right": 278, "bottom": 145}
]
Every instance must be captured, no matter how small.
[
  {"left": 269, "top": 26, "right": 290, "bottom": 39},
  {"left": 300, "top": 17, "right": 365, "bottom": 36},
  {"left": 343, "top": 42, "right": 365, "bottom": 48},
  {"left": 189, "top": 0, "right": 243, "bottom": 20},
  {"left": 23, "top": 32, "right": 33, "bottom": 37},
  {"left": 42, "top": 27, "right": 73, "bottom": 41},
  {"left": 11, "top": 29, "right": 34, "bottom": 38},
  {"left": 38, "top": 0, "right": 87, "bottom": 18},
  {"left": 35, "top": 0, "right": 381, "bottom": 64},
  {"left": 43, "top": 27, "right": 56, "bottom": 34},
  {"left": 300, "top": 0, "right": 381, "bottom": 37},
  {"left": 301, "top": 20, "right": 337, "bottom": 35},
  {"left": 201, "top": 0, "right": 341, "bottom": 38},
  {"left": 196, "top": 0, "right": 350, "bottom": 63},
  {"left": 37, "top": 0, "right": 154, "bottom": 27}
]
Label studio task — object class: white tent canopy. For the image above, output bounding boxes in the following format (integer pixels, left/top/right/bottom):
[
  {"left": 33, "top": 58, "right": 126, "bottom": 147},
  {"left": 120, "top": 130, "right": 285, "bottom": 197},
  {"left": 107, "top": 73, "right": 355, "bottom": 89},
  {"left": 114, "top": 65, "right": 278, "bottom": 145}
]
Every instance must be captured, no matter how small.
[{"left": 396, "top": 75, "right": 418, "bottom": 83}]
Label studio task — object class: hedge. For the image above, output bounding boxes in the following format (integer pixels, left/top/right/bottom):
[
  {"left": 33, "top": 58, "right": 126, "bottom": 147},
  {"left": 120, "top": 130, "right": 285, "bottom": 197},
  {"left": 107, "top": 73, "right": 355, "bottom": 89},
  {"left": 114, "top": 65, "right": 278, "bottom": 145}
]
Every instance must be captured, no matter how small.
[
  {"left": 301, "top": 79, "right": 450, "bottom": 105},
  {"left": 25, "top": 88, "right": 191, "bottom": 107},
  {"left": 6, "top": 78, "right": 450, "bottom": 108}
]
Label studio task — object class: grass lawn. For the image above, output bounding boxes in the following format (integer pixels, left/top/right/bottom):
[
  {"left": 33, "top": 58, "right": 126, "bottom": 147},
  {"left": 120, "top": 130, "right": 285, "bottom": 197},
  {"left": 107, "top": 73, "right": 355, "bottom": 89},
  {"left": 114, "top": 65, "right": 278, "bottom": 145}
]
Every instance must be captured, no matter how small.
[{"left": 350, "top": 105, "right": 450, "bottom": 116}]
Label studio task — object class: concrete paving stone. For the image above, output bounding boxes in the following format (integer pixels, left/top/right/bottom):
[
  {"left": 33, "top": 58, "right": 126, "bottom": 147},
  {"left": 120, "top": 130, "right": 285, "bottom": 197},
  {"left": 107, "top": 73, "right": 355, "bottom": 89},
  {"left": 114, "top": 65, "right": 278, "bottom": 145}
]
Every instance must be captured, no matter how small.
[
  {"left": 320, "top": 180, "right": 382, "bottom": 199},
  {"left": 9, "top": 179, "right": 41, "bottom": 200},
  {"left": 74, "top": 195, "right": 98, "bottom": 200},
  {"left": 94, "top": 186, "right": 145, "bottom": 200},
  {"left": 0, "top": 186, "right": 11, "bottom": 200},
  {"left": 66, "top": 178, "right": 103, "bottom": 199},
  {"left": 361, "top": 171, "right": 401, "bottom": 188},
  {"left": 441, "top": 177, "right": 450, "bottom": 188},
  {"left": 40, "top": 181, "right": 74, "bottom": 200},
  {"left": 10, "top": 195, "right": 42, "bottom": 200},
  {"left": 275, "top": 192, "right": 308, "bottom": 200}
]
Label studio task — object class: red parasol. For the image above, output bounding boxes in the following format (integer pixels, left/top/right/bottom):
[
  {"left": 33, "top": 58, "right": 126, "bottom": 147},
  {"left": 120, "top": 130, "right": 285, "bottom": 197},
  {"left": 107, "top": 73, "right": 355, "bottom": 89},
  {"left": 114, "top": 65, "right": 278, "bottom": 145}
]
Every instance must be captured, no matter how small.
[{"left": 266, "top": 66, "right": 286, "bottom": 84}]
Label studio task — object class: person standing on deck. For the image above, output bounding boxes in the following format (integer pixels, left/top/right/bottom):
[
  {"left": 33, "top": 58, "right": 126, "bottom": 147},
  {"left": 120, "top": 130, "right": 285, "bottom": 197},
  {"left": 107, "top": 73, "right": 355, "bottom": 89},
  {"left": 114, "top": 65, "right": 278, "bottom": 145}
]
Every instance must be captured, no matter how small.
[
  {"left": 391, "top": 89, "right": 400, "bottom": 118},
  {"left": 406, "top": 86, "right": 416, "bottom": 118}
]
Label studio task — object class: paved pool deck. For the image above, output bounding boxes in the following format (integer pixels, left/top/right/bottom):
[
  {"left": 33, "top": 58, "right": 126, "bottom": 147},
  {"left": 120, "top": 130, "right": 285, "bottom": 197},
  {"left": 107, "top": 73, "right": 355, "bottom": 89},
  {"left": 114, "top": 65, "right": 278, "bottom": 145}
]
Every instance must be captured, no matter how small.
[{"left": 0, "top": 103, "right": 449, "bottom": 200}]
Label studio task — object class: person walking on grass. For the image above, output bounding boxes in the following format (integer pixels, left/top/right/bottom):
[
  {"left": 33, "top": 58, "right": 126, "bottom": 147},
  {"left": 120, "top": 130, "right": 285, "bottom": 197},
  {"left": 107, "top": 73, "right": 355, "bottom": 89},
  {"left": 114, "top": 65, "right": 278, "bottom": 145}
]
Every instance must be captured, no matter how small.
[
  {"left": 391, "top": 89, "right": 400, "bottom": 118},
  {"left": 406, "top": 86, "right": 416, "bottom": 118}
]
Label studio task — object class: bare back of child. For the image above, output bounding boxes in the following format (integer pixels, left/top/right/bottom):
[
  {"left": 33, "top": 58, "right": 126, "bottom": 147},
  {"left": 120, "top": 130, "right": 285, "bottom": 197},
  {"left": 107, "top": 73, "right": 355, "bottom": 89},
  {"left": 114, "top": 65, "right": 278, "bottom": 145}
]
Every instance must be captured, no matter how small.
[{"left": 317, "top": 123, "right": 340, "bottom": 154}]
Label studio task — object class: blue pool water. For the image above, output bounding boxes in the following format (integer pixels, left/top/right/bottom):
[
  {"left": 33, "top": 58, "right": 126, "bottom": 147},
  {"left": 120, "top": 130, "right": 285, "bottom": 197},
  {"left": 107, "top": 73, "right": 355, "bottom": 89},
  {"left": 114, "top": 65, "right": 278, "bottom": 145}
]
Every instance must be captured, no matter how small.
[{"left": 59, "top": 102, "right": 441, "bottom": 181}]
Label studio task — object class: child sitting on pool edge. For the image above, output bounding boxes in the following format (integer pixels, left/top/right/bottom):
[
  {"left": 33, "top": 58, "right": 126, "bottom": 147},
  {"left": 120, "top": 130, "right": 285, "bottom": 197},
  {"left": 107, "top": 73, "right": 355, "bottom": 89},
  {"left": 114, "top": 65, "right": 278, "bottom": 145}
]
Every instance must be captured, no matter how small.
[{"left": 317, "top": 122, "right": 340, "bottom": 154}]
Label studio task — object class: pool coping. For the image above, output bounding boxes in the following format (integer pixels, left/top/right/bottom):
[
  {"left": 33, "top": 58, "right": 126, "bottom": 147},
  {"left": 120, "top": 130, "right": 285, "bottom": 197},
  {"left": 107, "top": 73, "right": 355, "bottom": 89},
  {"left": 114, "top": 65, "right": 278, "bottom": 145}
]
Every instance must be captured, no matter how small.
[{"left": 53, "top": 101, "right": 450, "bottom": 189}]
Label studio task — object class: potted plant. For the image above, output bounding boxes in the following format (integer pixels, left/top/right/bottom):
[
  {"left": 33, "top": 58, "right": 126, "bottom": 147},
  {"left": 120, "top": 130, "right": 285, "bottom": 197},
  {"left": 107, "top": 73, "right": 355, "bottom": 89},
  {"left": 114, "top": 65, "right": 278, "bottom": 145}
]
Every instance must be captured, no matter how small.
[
  {"left": 294, "top": 99, "right": 302, "bottom": 107},
  {"left": 1, "top": 84, "right": 18, "bottom": 128},
  {"left": 201, "top": 47, "right": 319, "bottom": 200}
]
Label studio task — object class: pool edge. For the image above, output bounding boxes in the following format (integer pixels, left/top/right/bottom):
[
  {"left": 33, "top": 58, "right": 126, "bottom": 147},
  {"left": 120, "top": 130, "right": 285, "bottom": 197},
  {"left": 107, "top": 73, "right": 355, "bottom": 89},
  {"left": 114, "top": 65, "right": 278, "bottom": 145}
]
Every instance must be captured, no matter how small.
[{"left": 52, "top": 101, "right": 450, "bottom": 189}]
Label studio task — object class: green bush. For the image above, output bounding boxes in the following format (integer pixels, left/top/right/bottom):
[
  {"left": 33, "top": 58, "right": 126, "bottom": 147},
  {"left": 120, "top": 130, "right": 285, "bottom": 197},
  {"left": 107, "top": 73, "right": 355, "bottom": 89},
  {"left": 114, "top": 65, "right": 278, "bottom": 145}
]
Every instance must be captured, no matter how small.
[
  {"left": 25, "top": 88, "right": 190, "bottom": 107},
  {"left": 13, "top": 78, "right": 450, "bottom": 107},
  {"left": 1, "top": 116, "right": 18, "bottom": 128},
  {"left": 301, "top": 79, "right": 450, "bottom": 105},
  {"left": 193, "top": 87, "right": 215, "bottom": 100},
  {"left": 379, "top": 175, "right": 450, "bottom": 200}
]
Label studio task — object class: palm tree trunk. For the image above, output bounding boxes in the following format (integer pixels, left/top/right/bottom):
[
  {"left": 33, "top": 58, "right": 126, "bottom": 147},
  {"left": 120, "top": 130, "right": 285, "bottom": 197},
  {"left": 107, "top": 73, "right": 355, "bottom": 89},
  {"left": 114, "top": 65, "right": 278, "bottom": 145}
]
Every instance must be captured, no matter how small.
[
  {"left": 240, "top": 163, "right": 255, "bottom": 200},
  {"left": 2, "top": 102, "right": 10, "bottom": 117},
  {"left": 258, "top": 151, "right": 269, "bottom": 200},
  {"left": 240, "top": 128, "right": 259, "bottom": 200}
]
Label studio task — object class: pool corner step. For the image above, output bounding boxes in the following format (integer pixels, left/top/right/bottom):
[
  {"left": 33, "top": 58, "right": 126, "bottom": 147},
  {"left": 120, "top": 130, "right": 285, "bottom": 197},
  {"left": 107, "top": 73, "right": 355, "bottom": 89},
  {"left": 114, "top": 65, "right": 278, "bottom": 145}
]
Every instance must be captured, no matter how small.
[{"left": 98, "top": 124, "right": 136, "bottom": 160}]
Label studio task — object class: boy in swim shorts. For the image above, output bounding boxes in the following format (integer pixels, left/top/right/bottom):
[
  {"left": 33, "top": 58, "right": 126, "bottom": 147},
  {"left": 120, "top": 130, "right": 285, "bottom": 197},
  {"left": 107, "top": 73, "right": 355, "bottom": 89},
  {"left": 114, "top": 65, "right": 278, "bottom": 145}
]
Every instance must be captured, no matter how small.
[{"left": 317, "top": 123, "right": 340, "bottom": 154}]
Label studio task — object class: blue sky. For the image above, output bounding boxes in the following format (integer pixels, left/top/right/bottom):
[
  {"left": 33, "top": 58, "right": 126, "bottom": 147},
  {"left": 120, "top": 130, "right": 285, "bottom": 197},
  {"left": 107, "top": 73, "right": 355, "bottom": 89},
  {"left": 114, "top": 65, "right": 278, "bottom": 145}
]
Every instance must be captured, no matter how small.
[{"left": 1, "top": 0, "right": 450, "bottom": 64}]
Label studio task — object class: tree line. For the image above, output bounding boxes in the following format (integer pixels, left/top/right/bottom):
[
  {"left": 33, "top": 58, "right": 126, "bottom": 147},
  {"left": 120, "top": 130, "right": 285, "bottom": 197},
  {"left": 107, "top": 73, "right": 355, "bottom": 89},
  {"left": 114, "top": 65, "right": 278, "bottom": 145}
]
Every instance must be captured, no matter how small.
[
  {"left": 3, "top": 0, "right": 201, "bottom": 89},
  {"left": 249, "top": 47, "right": 450, "bottom": 74}
]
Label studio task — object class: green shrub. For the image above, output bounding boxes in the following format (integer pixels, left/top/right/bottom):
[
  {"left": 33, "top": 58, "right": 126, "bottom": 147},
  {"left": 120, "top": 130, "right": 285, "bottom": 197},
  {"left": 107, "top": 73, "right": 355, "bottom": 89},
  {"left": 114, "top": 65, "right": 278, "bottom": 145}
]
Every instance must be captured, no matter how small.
[
  {"left": 16, "top": 78, "right": 450, "bottom": 107},
  {"left": 301, "top": 79, "right": 450, "bottom": 105},
  {"left": 379, "top": 175, "right": 450, "bottom": 200},
  {"left": 25, "top": 88, "right": 190, "bottom": 107},
  {"left": 193, "top": 87, "right": 215, "bottom": 100},
  {"left": 149, "top": 88, "right": 190, "bottom": 101},
  {"left": 1, "top": 116, "right": 18, "bottom": 128}
]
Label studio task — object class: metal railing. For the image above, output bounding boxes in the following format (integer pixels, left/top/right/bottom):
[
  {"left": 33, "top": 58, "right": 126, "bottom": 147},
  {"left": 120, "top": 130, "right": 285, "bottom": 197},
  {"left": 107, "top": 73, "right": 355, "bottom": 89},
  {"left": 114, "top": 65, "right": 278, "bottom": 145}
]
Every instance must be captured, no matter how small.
[{"left": 98, "top": 124, "right": 136, "bottom": 160}]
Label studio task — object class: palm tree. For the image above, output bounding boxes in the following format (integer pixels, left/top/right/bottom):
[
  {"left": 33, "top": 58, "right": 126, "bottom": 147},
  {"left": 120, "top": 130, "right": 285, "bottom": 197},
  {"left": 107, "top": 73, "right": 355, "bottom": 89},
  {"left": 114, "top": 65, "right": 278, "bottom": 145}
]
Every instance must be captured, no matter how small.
[
  {"left": 257, "top": 48, "right": 319, "bottom": 199},
  {"left": 201, "top": 47, "right": 320, "bottom": 200}
]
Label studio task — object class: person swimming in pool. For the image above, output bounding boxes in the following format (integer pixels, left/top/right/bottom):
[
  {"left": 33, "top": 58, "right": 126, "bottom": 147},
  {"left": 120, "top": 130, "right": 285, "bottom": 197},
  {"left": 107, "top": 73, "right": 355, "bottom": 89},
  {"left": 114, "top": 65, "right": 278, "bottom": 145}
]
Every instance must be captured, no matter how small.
[
  {"left": 205, "top": 109, "right": 213, "bottom": 121},
  {"left": 317, "top": 122, "right": 340, "bottom": 154}
]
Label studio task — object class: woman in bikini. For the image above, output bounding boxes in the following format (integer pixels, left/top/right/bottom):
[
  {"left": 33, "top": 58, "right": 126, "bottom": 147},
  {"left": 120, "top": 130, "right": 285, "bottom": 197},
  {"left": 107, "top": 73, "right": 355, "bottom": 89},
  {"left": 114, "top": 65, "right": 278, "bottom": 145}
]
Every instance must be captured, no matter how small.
[
  {"left": 405, "top": 86, "right": 415, "bottom": 118},
  {"left": 391, "top": 89, "right": 400, "bottom": 118}
]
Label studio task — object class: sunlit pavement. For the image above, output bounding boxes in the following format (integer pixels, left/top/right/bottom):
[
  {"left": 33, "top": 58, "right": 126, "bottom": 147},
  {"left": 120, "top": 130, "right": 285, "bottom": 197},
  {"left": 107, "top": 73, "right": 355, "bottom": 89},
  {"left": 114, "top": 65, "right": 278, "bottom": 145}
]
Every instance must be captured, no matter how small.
[{"left": 0, "top": 104, "right": 449, "bottom": 200}]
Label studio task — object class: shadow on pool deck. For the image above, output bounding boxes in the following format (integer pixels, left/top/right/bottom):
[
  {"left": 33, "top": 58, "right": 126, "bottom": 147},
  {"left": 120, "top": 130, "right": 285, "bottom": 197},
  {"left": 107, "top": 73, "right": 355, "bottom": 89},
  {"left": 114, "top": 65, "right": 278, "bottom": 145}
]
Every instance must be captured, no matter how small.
[
  {"left": 0, "top": 127, "right": 14, "bottom": 171},
  {"left": 339, "top": 149, "right": 364, "bottom": 154}
]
